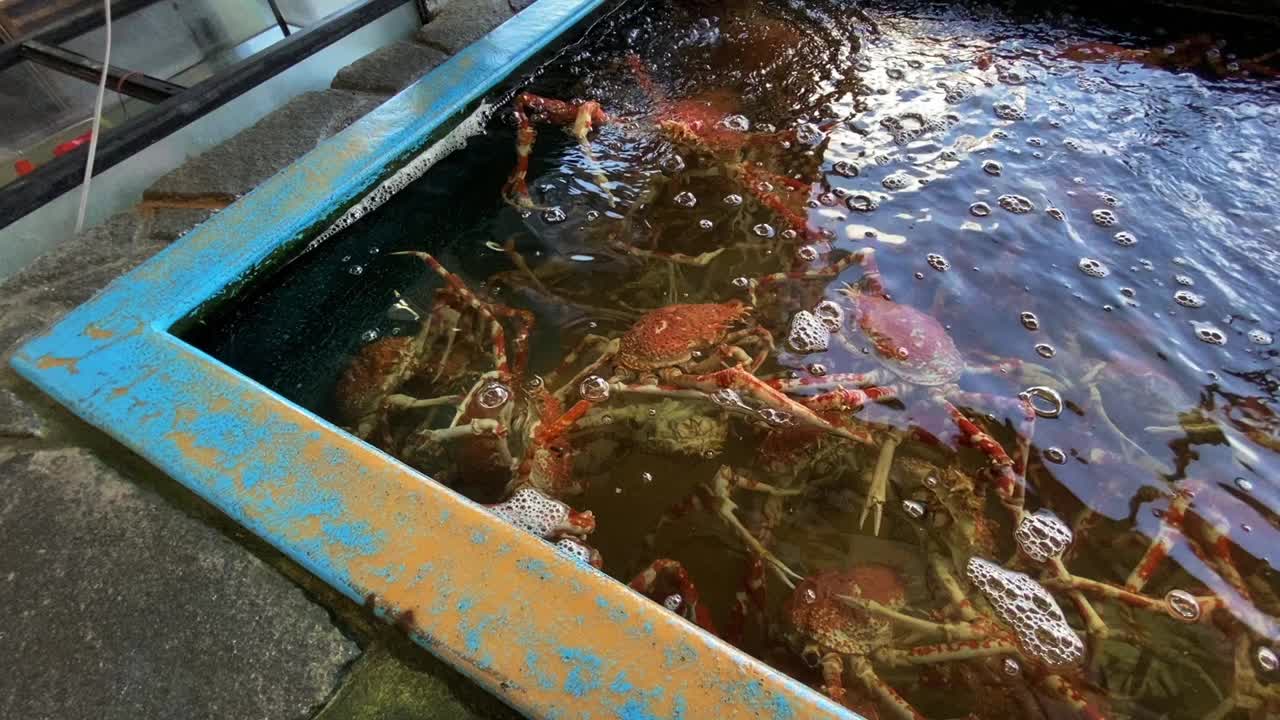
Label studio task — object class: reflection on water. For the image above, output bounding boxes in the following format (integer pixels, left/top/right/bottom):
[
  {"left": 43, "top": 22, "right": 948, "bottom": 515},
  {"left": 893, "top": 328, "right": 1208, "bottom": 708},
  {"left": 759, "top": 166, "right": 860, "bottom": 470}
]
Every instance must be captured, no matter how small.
[{"left": 189, "top": 0, "right": 1280, "bottom": 716}]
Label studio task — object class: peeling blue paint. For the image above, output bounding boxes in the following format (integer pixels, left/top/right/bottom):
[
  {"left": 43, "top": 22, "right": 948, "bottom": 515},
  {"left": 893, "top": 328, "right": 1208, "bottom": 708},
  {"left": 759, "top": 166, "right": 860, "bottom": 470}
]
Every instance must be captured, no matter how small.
[
  {"left": 559, "top": 647, "right": 604, "bottom": 698},
  {"left": 526, "top": 650, "right": 557, "bottom": 691}
]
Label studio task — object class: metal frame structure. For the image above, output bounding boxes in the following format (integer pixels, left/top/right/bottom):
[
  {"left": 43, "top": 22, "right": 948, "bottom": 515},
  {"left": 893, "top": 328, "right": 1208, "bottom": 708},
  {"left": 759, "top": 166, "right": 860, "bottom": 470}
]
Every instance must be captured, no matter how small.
[
  {"left": 0, "top": 0, "right": 418, "bottom": 230},
  {"left": 10, "top": 0, "right": 852, "bottom": 717}
]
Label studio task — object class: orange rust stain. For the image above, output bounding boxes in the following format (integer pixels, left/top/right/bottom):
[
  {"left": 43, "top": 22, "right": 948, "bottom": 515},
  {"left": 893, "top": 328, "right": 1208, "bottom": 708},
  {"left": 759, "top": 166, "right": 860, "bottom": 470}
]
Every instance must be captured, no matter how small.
[
  {"left": 36, "top": 356, "right": 80, "bottom": 374},
  {"left": 210, "top": 397, "right": 231, "bottom": 413},
  {"left": 84, "top": 324, "right": 113, "bottom": 339},
  {"left": 167, "top": 431, "right": 223, "bottom": 471},
  {"left": 174, "top": 407, "right": 198, "bottom": 425}
]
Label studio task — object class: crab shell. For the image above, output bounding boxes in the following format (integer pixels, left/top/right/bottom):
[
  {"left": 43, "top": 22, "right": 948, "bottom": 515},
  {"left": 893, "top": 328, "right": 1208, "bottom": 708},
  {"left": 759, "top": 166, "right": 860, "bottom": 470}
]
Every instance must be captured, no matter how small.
[
  {"left": 657, "top": 90, "right": 751, "bottom": 152},
  {"left": 334, "top": 337, "right": 415, "bottom": 429},
  {"left": 617, "top": 301, "right": 751, "bottom": 371},
  {"left": 851, "top": 294, "right": 964, "bottom": 387},
  {"left": 785, "top": 565, "right": 906, "bottom": 657}
]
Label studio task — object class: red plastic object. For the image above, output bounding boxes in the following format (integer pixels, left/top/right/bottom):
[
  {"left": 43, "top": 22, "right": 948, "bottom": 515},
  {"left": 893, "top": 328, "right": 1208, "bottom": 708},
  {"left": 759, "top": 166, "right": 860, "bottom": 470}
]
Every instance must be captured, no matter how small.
[
  {"left": 14, "top": 159, "right": 35, "bottom": 176},
  {"left": 53, "top": 131, "right": 93, "bottom": 157}
]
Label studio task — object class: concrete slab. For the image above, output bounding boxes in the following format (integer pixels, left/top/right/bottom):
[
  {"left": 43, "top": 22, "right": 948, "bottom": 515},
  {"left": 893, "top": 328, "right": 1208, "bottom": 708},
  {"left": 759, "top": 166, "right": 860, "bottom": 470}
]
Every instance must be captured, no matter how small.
[
  {"left": 0, "top": 388, "right": 45, "bottom": 438},
  {"left": 415, "top": 0, "right": 514, "bottom": 55},
  {"left": 0, "top": 447, "right": 360, "bottom": 720},
  {"left": 332, "top": 41, "right": 451, "bottom": 96},
  {"left": 312, "top": 645, "right": 521, "bottom": 720},
  {"left": 144, "top": 90, "right": 384, "bottom": 201}
]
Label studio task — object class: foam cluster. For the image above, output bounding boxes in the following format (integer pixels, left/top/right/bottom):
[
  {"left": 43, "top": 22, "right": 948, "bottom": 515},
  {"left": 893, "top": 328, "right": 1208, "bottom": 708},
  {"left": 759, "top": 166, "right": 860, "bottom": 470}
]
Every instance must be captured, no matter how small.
[
  {"left": 555, "top": 538, "right": 597, "bottom": 566},
  {"left": 788, "top": 310, "right": 829, "bottom": 353},
  {"left": 966, "top": 557, "right": 1084, "bottom": 669},
  {"left": 487, "top": 487, "right": 571, "bottom": 539},
  {"left": 1014, "top": 511, "right": 1073, "bottom": 562}
]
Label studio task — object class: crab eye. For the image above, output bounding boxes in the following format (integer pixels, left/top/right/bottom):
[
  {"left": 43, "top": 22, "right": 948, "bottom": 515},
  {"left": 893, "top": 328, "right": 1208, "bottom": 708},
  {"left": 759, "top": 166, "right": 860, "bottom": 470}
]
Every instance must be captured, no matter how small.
[{"left": 801, "top": 647, "right": 822, "bottom": 668}]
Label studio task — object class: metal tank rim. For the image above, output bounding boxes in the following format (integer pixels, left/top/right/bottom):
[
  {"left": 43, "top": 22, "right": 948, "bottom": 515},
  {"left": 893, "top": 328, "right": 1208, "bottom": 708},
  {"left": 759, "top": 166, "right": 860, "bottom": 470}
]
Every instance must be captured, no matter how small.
[{"left": 10, "top": 0, "right": 855, "bottom": 717}]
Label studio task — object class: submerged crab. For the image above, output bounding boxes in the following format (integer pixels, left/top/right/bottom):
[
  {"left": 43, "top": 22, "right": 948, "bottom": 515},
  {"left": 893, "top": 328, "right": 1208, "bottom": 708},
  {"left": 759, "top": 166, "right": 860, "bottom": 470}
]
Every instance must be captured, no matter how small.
[{"left": 770, "top": 247, "right": 1063, "bottom": 532}]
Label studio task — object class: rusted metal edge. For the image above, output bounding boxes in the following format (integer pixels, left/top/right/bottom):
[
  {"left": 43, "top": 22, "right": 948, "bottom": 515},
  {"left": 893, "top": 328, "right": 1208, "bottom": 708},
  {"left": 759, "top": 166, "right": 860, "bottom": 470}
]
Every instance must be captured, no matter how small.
[{"left": 10, "top": 1, "right": 854, "bottom": 717}]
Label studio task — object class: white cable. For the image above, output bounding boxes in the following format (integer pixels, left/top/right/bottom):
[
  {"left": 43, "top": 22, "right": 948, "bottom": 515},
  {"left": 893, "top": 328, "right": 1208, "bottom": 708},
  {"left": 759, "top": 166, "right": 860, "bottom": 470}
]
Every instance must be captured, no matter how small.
[{"left": 74, "top": 0, "right": 112, "bottom": 234}]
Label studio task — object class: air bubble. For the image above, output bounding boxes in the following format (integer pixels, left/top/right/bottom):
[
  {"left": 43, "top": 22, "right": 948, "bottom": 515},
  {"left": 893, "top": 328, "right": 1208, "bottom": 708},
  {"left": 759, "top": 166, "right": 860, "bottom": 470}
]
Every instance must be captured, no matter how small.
[
  {"left": 1258, "top": 647, "right": 1279, "bottom": 673},
  {"left": 1164, "top": 589, "right": 1201, "bottom": 622},
  {"left": 543, "top": 206, "right": 568, "bottom": 224},
  {"left": 699, "top": 219, "right": 714, "bottom": 230},
  {"left": 661, "top": 154, "right": 686, "bottom": 173},
  {"left": 710, "top": 388, "right": 746, "bottom": 409},
  {"left": 796, "top": 245, "right": 819, "bottom": 262},
  {"left": 1193, "top": 322, "right": 1227, "bottom": 346},
  {"left": 1248, "top": 329, "right": 1273, "bottom": 345},
  {"left": 1002, "top": 658, "right": 1021, "bottom": 676},
  {"left": 1035, "top": 343, "right": 1056, "bottom": 358},
  {"left": 663, "top": 594, "right": 683, "bottom": 612},
  {"left": 998, "top": 194, "right": 1034, "bottom": 214},
  {"left": 1113, "top": 231, "right": 1137, "bottom": 246},
  {"left": 360, "top": 328, "right": 380, "bottom": 343},
  {"left": 788, "top": 310, "right": 830, "bottom": 353},
  {"left": 966, "top": 558, "right": 1084, "bottom": 669},
  {"left": 802, "top": 587, "right": 818, "bottom": 604},
  {"left": 833, "top": 160, "right": 859, "bottom": 177},
  {"left": 731, "top": 276, "right": 751, "bottom": 289},
  {"left": 724, "top": 194, "right": 743, "bottom": 206},
  {"left": 674, "top": 191, "right": 697, "bottom": 207},
  {"left": 721, "top": 114, "right": 750, "bottom": 132},
  {"left": 795, "top": 122, "right": 824, "bottom": 146},
  {"left": 970, "top": 202, "right": 992, "bottom": 217},
  {"left": 1020, "top": 312, "right": 1040, "bottom": 330},
  {"left": 1015, "top": 511, "right": 1073, "bottom": 562},
  {"left": 641, "top": 471, "right": 654, "bottom": 484},
  {"left": 993, "top": 103, "right": 1025, "bottom": 121},
  {"left": 348, "top": 264, "right": 365, "bottom": 276},
  {"left": 902, "top": 500, "right": 926, "bottom": 519},
  {"left": 882, "top": 173, "right": 912, "bottom": 190},
  {"left": 847, "top": 193, "right": 879, "bottom": 212},
  {"left": 808, "top": 363, "right": 828, "bottom": 377},
  {"left": 1235, "top": 477, "right": 1254, "bottom": 492},
  {"left": 1047, "top": 207, "right": 1065, "bottom": 221},
  {"left": 1027, "top": 137, "right": 1044, "bottom": 147},
  {"left": 1174, "top": 290, "right": 1205, "bottom": 308},
  {"left": 579, "top": 375, "right": 611, "bottom": 402},
  {"left": 1078, "top": 258, "right": 1110, "bottom": 278},
  {"left": 1044, "top": 447, "right": 1067, "bottom": 464},
  {"left": 478, "top": 381, "right": 512, "bottom": 409},
  {"left": 813, "top": 300, "right": 844, "bottom": 332},
  {"left": 753, "top": 223, "right": 776, "bottom": 238},
  {"left": 522, "top": 375, "right": 545, "bottom": 391},
  {"left": 1091, "top": 209, "right": 1117, "bottom": 227},
  {"left": 759, "top": 407, "right": 796, "bottom": 427},
  {"left": 1175, "top": 274, "right": 1195, "bottom": 287},
  {"left": 982, "top": 160, "right": 1003, "bottom": 176},
  {"left": 926, "top": 253, "right": 950, "bottom": 271}
]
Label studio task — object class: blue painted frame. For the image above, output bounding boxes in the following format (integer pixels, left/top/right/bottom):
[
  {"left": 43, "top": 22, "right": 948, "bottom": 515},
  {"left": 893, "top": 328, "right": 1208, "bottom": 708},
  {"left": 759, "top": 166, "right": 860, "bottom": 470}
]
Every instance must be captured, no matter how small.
[{"left": 12, "top": 2, "right": 853, "bottom": 718}]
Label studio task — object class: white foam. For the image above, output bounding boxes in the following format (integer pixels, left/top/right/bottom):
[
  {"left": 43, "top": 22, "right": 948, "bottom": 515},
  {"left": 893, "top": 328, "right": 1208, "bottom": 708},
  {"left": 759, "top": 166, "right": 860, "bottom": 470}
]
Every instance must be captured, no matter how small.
[
  {"left": 967, "top": 557, "right": 1084, "bottom": 669},
  {"left": 487, "top": 486, "right": 571, "bottom": 539},
  {"left": 307, "top": 101, "right": 494, "bottom": 251},
  {"left": 1014, "top": 510, "right": 1073, "bottom": 563}
]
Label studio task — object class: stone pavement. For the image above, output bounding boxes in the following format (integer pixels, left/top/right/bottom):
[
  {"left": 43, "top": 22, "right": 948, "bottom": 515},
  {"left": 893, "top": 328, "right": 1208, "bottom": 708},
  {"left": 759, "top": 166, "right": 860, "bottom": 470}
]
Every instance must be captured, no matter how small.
[{"left": 0, "top": 2, "right": 528, "bottom": 718}]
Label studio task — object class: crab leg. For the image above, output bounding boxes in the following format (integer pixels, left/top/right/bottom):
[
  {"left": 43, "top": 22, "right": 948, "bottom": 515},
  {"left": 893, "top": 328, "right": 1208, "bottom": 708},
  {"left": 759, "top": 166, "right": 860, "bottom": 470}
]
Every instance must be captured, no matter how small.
[
  {"left": 749, "top": 249, "right": 870, "bottom": 305},
  {"left": 392, "top": 252, "right": 514, "bottom": 375},
  {"left": 504, "top": 92, "right": 611, "bottom": 209},
  {"left": 666, "top": 366, "right": 877, "bottom": 444},
  {"left": 706, "top": 465, "right": 805, "bottom": 585},
  {"left": 1124, "top": 485, "right": 1194, "bottom": 592},
  {"left": 629, "top": 559, "right": 718, "bottom": 634},
  {"left": 850, "top": 656, "right": 926, "bottom": 720},
  {"left": 875, "top": 637, "right": 1020, "bottom": 666},
  {"left": 937, "top": 397, "right": 1026, "bottom": 520},
  {"left": 862, "top": 428, "right": 904, "bottom": 535}
]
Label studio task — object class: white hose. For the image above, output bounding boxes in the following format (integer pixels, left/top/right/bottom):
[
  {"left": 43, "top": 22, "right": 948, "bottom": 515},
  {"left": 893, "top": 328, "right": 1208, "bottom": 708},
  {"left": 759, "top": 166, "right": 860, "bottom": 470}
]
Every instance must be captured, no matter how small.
[{"left": 74, "top": 0, "right": 112, "bottom": 234}]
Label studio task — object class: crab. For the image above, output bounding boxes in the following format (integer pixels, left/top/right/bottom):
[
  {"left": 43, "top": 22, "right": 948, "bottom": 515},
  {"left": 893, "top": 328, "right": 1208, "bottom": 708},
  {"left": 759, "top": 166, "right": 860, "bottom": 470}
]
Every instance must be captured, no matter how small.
[
  {"left": 629, "top": 558, "right": 718, "bottom": 634},
  {"left": 333, "top": 252, "right": 532, "bottom": 451},
  {"left": 767, "top": 247, "right": 1064, "bottom": 533}
]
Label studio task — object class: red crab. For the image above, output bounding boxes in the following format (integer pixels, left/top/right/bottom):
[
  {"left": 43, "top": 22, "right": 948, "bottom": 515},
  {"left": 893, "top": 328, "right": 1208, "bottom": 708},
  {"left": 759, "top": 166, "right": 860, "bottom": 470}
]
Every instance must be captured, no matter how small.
[
  {"left": 768, "top": 247, "right": 1062, "bottom": 532},
  {"left": 628, "top": 558, "right": 717, "bottom": 634}
]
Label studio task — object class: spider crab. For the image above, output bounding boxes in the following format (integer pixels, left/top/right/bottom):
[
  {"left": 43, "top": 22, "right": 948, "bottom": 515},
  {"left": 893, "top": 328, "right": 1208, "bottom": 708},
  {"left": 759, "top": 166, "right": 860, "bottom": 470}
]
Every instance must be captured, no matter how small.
[
  {"left": 768, "top": 247, "right": 1064, "bottom": 533},
  {"left": 500, "top": 54, "right": 833, "bottom": 240}
]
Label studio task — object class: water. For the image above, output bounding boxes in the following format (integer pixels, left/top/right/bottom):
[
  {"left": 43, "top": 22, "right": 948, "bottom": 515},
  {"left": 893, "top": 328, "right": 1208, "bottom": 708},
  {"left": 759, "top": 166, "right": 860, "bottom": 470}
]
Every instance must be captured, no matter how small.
[{"left": 187, "top": 1, "right": 1280, "bottom": 717}]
